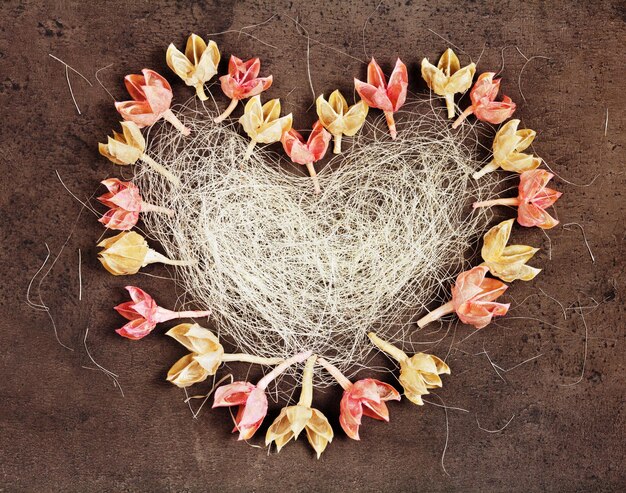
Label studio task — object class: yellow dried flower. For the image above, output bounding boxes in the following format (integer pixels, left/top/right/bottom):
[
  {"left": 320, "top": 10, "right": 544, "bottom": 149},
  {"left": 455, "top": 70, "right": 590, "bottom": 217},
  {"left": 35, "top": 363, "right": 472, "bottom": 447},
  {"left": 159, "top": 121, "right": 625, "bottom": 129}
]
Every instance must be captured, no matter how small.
[
  {"left": 166, "top": 33, "right": 220, "bottom": 101},
  {"left": 99, "top": 121, "right": 180, "bottom": 186},
  {"left": 481, "top": 219, "right": 541, "bottom": 282},
  {"left": 473, "top": 119, "right": 542, "bottom": 179},
  {"left": 368, "top": 332, "right": 450, "bottom": 405},
  {"left": 266, "top": 356, "right": 333, "bottom": 458},
  {"left": 97, "top": 231, "right": 194, "bottom": 276},
  {"left": 421, "top": 48, "right": 476, "bottom": 118},
  {"left": 316, "top": 90, "right": 368, "bottom": 154},
  {"left": 166, "top": 324, "right": 224, "bottom": 386},
  {"left": 166, "top": 323, "right": 283, "bottom": 388},
  {"left": 239, "top": 95, "right": 293, "bottom": 160},
  {"left": 98, "top": 121, "right": 145, "bottom": 165}
]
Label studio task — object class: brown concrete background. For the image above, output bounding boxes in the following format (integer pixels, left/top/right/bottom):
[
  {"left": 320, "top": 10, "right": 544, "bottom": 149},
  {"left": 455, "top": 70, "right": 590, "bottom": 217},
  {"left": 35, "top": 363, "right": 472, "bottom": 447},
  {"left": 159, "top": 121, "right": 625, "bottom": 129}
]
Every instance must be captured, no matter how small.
[{"left": 1, "top": 1, "right": 625, "bottom": 491}]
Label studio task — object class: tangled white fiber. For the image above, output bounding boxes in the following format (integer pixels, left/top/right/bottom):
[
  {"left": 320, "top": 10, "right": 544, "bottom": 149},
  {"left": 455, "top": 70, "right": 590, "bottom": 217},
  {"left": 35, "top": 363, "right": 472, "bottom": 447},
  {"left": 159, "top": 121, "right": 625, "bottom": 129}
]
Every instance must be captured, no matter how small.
[{"left": 136, "top": 98, "right": 498, "bottom": 387}]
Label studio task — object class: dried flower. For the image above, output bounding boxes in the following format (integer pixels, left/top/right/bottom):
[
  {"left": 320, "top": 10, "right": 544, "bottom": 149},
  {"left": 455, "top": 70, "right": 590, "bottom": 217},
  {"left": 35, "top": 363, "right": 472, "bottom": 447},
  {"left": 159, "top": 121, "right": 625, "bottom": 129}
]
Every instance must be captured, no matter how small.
[
  {"left": 115, "top": 68, "right": 190, "bottom": 135},
  {"left": 97, "top": 178, "right": 173, "bottom": 230},
  {"left": 473, "top": 169, "right": 562, "bottom": 229},
  {"left": 97, "top": 231, "right": 195, "bottom": 276},
  {"left": 166, "top": 33, "right": 220, "bottom": 101},
  {"left": 368, "top": 333, "right": 450, "bottom": 405},
  {"left": 421, "top": 48, "right": 476, "bottom": 118},
  {"left": 317, "top": 357, "right": 400, "bottom": 440},
  {"left": 213, "top": 351, "right": 312, "bottom": 441},
  {"left": 316, "top": 90, "right": 368, "bottom": 153},
  {"left": 281, "top": 121, "right": 331, "bottom": 194},
  {"left": 266, "top": 356, "right": 333, "bottom": 458},
  {"left": 166, "top": 323, "right": 283, "bottom": 388},
  {"left": 417, "top": 266, "right": 510, "bottom": 329},
  {"left": 481, "top": 219, "right": 541, "bottom": 282},
  {"left": 114, "top": 286, "right": 210, "bottom": 340},
  {"left": 99, "top": 121, "right": 180, "bottom": 186},
  {"left": 354, "top": 58, "right": 408, "bottom": 139},
  {"left": 452, "top": 72, "right": 516, "bottom": 129},
  {"left": 214, "top": 56, "right": 273, "bottom": 123},
  {"left": 239, "top": 95, "right": 292, "bottom": 161},
  {"left": 473, "top": 119, "right": 542, "bottom": 179}
]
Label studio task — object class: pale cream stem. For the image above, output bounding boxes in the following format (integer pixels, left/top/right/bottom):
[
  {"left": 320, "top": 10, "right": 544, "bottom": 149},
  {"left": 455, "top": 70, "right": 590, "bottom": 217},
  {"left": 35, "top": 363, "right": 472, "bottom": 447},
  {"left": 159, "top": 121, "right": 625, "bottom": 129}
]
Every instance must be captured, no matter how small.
[
  {"left": 162, "top": 109, "right": 191, "bottom": 136},
  {"left": 195, "top": 83, "right": 208, "bottom": 101},
  {"left": 140, "top": 154, "right": 181, "bottom": 187},
  {"left": 333, "top": 134, "right": 343, "bottom": 154},
  {"left": 305, "top": 162, "right": 321, "bottom": 195},
  {"left": 221, "top": 353, "right": 284, "bottom": 365},
  {"left": 417, "top": 301, "right": 455, "bottom": 328},
  {"left": 367, "top": 332, "right": 408, "bottom": 363},
  {"left": 472, "top": 197, "right": 520, "bottom": 209},
  {"left": 444, "top": 94, "right": 456, "bottom": 119},
  {"left": 214, "top": 98, "right": 239, "bottom": 123},
  {"left": 243, "top": 139, "right": 257, "bottom": 161},
  {"left": 298, "top": 355, "right": 317, "bottom": 408},
  {"left": 140, "top": 202, "right": 174, "bottom": 216},
  {"left": 317, "top": 357, "right": 351, "bottom": 390},
  {"left": 472, "top": 160, "right": 500, "bottom": 180},
  {"left": 174, "top": 309, "right": 211, "bottom": 319},
  {"left": 452, "top": 106, "right": 474, "bottom": 129},
  {"left": 384, "top": 111, "right": 397, "bottom": 140},
  {"left": 144, "top": 250, "right": 196, "bottom": 267},
  {"left": 257, "top": 350, "right": 312, "bottom": 391}
]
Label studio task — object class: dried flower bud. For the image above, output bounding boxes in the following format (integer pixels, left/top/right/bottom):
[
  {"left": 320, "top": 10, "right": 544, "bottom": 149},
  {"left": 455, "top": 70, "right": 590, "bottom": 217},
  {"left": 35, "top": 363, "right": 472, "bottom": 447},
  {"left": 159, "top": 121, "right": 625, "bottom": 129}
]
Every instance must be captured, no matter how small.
[
  {"left": 239, "top": 95, "right": 292, "bottom": 160},
  {"left": 421, "top": 48, "right": 476, "bottom": 118},
  {"left": 481, "top": 219, "right": 541, "bottom": 282},
  {"left": 167, "top": 33, "right": 220, "bottom": 101},
  {"left": 316, "top": 90, "right": 368, "bottom": 153}
]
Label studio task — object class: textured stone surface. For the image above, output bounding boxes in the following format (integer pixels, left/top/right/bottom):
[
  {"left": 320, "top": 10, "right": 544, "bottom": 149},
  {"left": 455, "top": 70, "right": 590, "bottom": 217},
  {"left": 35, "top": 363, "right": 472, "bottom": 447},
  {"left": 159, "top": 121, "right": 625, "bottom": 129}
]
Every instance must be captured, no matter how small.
[{"left": 1, "top": 0, "right": 625, "bottom": 491}]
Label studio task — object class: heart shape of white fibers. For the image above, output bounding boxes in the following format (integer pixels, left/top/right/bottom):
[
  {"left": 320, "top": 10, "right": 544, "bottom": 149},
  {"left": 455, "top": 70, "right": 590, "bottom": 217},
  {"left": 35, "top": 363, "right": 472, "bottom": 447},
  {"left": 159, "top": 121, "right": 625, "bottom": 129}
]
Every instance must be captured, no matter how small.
[{"left": 136, "top": 99, "right": 496, "bottom": 388}]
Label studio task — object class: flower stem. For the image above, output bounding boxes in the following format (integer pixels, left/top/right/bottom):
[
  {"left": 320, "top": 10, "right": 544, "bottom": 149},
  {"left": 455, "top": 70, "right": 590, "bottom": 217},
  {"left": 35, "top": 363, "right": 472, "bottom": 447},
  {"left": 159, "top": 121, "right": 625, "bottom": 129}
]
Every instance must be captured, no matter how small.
[
  {"left": 472, "top": 160, "right": 499, "bottom": 180},
  {"left": 222, "top": 353, "right": 284, "bottom": 365},
  {"left": 298, "top": 355, "right": 317, "bottom": 407},
  {"left": 243, "top": 139, "right": 257, "bottom": 161},
  {"left": 175, "top": 310, "right": 211, "bottom": 319},
  {"left": 144, "top": 250, "right": 196, "bottom": 267},
  {"left": 444, "top": 94, "right": 456, "bottom": 119},
  {"left": 417, "top": 300, "right": 455, "bottom": 328},
  {"left": 367, "top": 332, "right": 407, "bottom": 363},
  {"left": 452, "top": 106, "right": 474, "bottom": 129},
  {"left": 162, "top": 109, "right": 191, "bottom": 136},
  {"left": 214, "top": 98, "right": 238, "bottom": 123},
  {"left": 257, "top": 350, "right": 312, "bottom": 391},
  {"left": 305, "top": 162, "right": 321, "bottom": 195},
  {"left": 472, "top": 197, "right": 520, "bottom": 209},
  {"left": 140, "top": 154, "right": 181, "bottom": 187},
  {"left": 141, "top": 202, "right": 174, "bottom": 216},
  {"left": 333, "top": 134, "right": 342, "bottom": 154},
  {"left": 317, "top": 357, "right": 351, "bottom": 390},
  {"left": 384, "top": 111, "right": 397, "bottom": 140},
  {"left": 195, "top": 83, "right": 208, "bottom": 101}
]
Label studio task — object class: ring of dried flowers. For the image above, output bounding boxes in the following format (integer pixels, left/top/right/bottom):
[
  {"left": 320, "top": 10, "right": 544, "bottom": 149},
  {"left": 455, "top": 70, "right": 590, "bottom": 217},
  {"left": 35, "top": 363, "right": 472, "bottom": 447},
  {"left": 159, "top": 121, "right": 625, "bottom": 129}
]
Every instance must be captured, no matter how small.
[{"left": 90, "top": 41, "right": 564, "bottom": 457}]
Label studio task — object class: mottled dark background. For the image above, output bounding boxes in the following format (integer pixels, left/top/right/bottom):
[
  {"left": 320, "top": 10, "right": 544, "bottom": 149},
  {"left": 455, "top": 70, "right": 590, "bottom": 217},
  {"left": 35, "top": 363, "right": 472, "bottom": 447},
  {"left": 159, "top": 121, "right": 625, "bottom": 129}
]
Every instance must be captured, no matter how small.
[{"left": 1, "top": 1, "right": 625, "bottom": 491}]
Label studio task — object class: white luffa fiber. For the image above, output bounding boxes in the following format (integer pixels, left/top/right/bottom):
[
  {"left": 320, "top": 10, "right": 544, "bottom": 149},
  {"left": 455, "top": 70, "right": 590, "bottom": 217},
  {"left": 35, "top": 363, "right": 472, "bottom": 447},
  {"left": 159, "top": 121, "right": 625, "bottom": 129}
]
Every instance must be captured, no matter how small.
[{"left": 136, "top": 97, "right": 498, "bottom": 388}]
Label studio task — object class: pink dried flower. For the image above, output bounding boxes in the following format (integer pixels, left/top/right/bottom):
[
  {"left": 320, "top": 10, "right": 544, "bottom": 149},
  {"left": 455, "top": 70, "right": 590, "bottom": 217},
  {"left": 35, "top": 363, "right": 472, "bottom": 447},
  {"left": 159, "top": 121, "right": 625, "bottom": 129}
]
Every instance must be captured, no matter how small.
[
  {"left": 114, "top": 286, "right": 210, "bottom": 340},
  {"left": 452, "top": 72, "right": 516, "bottom": 129},
  {"left": 473, "top": 169, "right": 562, "bottom": 229},
  {"left": 354, "top": 58, "right": 408, "bottom": 139},
  {"left": 317, "top": 357, "right": 400, "bottom": 440},
  {"left": 115, "top": 69, "right": 190, "bottom": 135},
  {"left": 214, "top": 56, "right": 273, "bottom": 123},
  {"left": 97, "top": 178, "right": 173, "bottom": 230},
  {"left": 281, "top": 121, "right": 331, "bottom": 194},
  {"left": 417, "top": 266, "right": 510, "bottom": 329}
]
